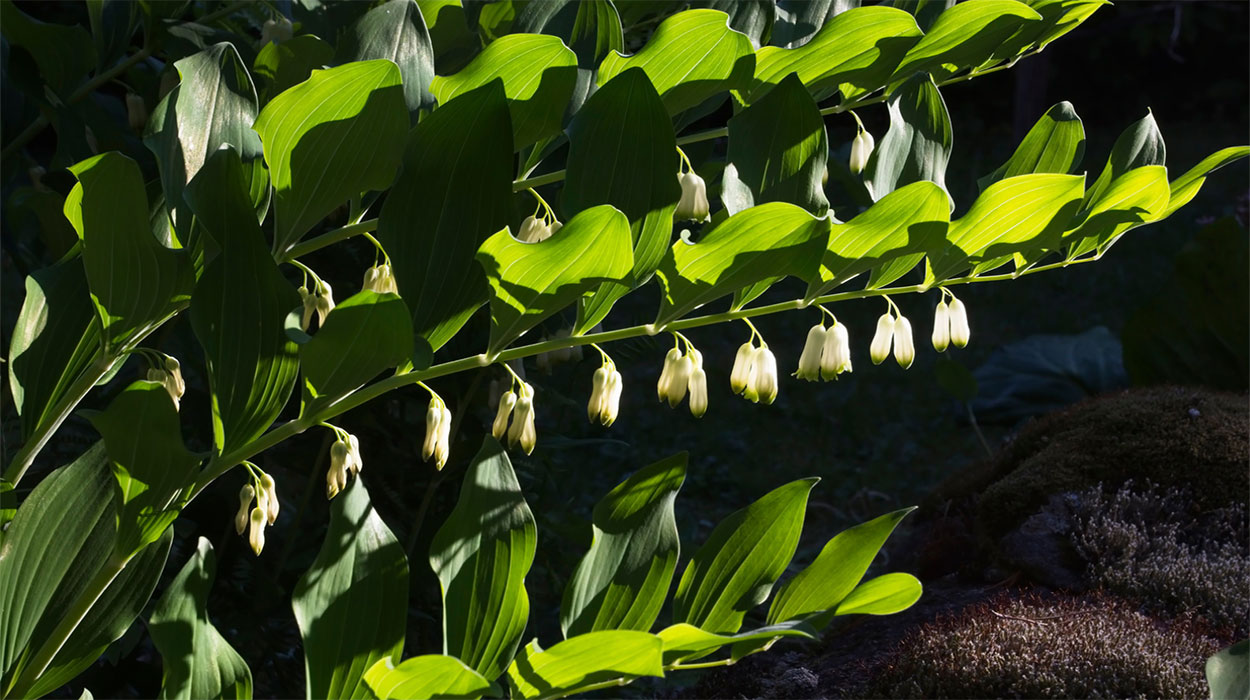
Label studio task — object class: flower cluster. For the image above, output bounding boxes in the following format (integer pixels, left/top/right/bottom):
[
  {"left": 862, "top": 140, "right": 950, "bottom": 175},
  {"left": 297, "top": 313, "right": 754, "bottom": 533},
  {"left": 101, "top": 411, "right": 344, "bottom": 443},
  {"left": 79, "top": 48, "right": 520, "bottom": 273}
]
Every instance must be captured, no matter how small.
[
  {"left": 146, "top": 354, "right": 185, "bottom": 410},
  {"left": 931, "top": 291, "right": 971, "bottom": 352},
  {"left": 657, "top": 340, "right": 708, "bottom": 417},
  {"left": 235, "top": 469, "right": 279, "bottom": 555},
  {"left": 298, "top": 278, "right": 334, "bottom": 331},
  {"left": 362, "top": 262, "right": 399, "bottom": 295},
  {"left": 870, "top": 299, "right": 916, "bottom": 369},
  {"left": 494, "top": 379, "right": 537, "bottom": 454},
  {"left": 587, "top": 354, "right": 624, "bottom": 426},
  {"left": 794, "top": 316, "right": 852, "bottom": 382},
  {"left": 730, "top": 337, "right": 779, "bottom": 405},
  {"left": 325, "top": 429, "right": 362, "bottom": 499},
  {"left": 423, "top": 393, "right": 452, "bottom": 470}
]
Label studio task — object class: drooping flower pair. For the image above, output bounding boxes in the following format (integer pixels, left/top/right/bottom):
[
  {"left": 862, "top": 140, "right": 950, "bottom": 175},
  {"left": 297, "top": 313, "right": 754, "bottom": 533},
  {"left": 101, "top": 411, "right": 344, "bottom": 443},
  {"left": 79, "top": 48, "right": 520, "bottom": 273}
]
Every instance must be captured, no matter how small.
[
  {"left": 517, "top": 190, "right": 563, "bottom": 243},
  {"left": 493, "top": 374, "right": 537, "bottom": 454},
  {"left": 235, "top": 468, "right": 279, "bottom": 555},
  {"left": 657, "top": 339, "right": 708, "bottom": 417},
  {"left": 588, "top": 350, "right": 624, "bottom": 426},
  {"left": 299, "top": 278, "right": 335, "bottom": 331},
  {"left": 794, "top": 315, "right": 853, "bottom": 382},
  {"left": 730, "top": 335, "right": 779, "bottom": 404},
  {"left": 325, "top": 429, "right": 363, "bottom": 499},
  {"left": 145, "top": 353, "right": 185, "bottom": 410},
  {"left": 931, "top": 291, "right": 971, "bottom": 352},
  {"left": 870, "top": 299, "right": 916, "bottom": 369},
  {"left": 422, "top": 390, "right": 453, "bottom": 470},
  {"left": 362, "top": 262, "right": 399, "bottom": 295}
]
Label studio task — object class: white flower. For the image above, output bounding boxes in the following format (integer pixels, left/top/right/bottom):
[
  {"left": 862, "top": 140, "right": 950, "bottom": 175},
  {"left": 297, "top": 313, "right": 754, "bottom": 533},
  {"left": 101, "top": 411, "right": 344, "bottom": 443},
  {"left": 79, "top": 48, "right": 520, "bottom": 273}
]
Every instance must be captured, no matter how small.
[
  {"left": 746, "top": 346, "right": 779, "bottom": 405},
  {"left": 948, "top": 298, "right": 971, "bottom": 348},
  {"left": 299, "top": 286, "right": 316, "bottom": 331},
  {"left": 870, "top": 313, "right": 895, "bottom": 365},
  {"left": 795, "top": 324, "right": 827, "bottom": 381},
  {"left": 893, "top": 315, "right": 915, "bottom": 369},
  {"left": 325, "top": 460, "right": 346, "bottom": 500},
  {"left": 164, "top": 356, "right": 186, "bottom": 397},
  {"left": 261, "top": 15, "right": 293, "bottom": 44},
  {"left": 666, "top": 355, "right": 694, "bottom": 408},
  {"left": 423, "top": 396, "right": 446, "bottom": 461},
  {"left": 730, "top": 342, "right": 756, "bottom": 394},
  {"left": 675, "top": 171, "right": 710, "bottom": 222},
  {"left": 821, "top": 322, "right": 852, "bottom": 379},
  {"left": 235, "top": 484, "right": 255, "bottom": 535},
  {"left": 327, "top": 439, "right": 350, "bottom": 499},
  {"left": 548, "top": 220, "right": 563, "bottom": 236},
  {"left": 603, "top": 369, "right": 623, "bottom": 426},
  {"left": 517, "top": 215, "right": 552, "bottom": 243},
  {"left": 508, "top": 384, "right": 536, "bottom": 454},
  {"left": 347, "top": 433, "right": 362, "bottom": 474},
  {"left": 688, "top": 367, "right": 708, "bottom": 417},
  {"left": 932, "top": 300, "right": 951, "bottom": 352},
  {"left": 849, "top": 126, "right": 875, "bottom": 175},
  {"left": 261, "top": 473, "right": 279, "bottom": 525},
  {"left": 588, "top": 367, "right": 609, "bottom": 423},
  {"left": 363, "top": 263, "right": 399, "bottom": 295},
  {"left": 248, "top": 507, "right": 266, "bottom": 555},
  {"left": 315, "top": 281, "right": 335, "bottom": 327},
  {"left": 493, "top": 390, "right": 517, "bottom": 440},
  {"left": 656, "top": 348, "right": 683, "bottom": 403},
  {"left": 434, "top": 404, "right": 452, "bottom": 469}
]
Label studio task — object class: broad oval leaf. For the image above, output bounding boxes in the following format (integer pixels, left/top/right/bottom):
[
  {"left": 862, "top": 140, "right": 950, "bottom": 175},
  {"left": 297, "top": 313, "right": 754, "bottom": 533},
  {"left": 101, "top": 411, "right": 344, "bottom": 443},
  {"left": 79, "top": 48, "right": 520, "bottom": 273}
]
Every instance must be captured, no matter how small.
[
  {"left": 561, "top": 68, "right": 680, "bottom": 334},
  {"left": 477, "top": 204, "right": 632, "bottom": 354},
  {"left": 293, "top": 477, "right": 409, "bottom": 700},
  {"left": 751, "top": 6, "right": 922, "bottom": 102},
  {"left": 187, "top": 149, "right": 301, "bottom": 454},
  {"left": 1161, "top": 146, "right": 1250, "bottom": 221},
  {"left": 979, "top": 101, "right": 1085, "bottom": 191},
  {"left": 657, "top": 621, "right": 815, "bottom": 666},
  {"left": 1063, "top": 165, "right": 1170, "bottom": 261},
  {"left": 865, "top": 72, "right": 952, "bottom": 203},
  {"left": 726, "top": 73, "right": 829, "bottom": 216},
  {"left": 365, "top": 655, "right": 498, "bottom": 700},
  {"left": 253, "top": 35, "right": 335, "bottom": 103},
  {"left": 0, "top": 3, "right": 94, "bottom": 95},
  {"left": 300, "top": 291, "right": 414, "bottom": 413},
  {"left": 654, "top": 203, "right": 831, "bottom": 326},
  {"left": 337, "top": 0, "right": 436, "bottom": 113},
  {"left": 377, "top": 81, "right": 514, "bottom": 358},
  {"left": 149, "top": 538, "right": 252, "bottom": 700},
  {"left": 1082, "top": 109, "right": 1166, "bottom": 209},
  {"left": 67, "top": 152, "right": 194, "bottom": 352},
  {"left": 832, "top": 572, "right": 923, "bottom": 616},
  {"left": 430, "top": 438, "right": 536, "bottom": 682},
  {"left": 561, "top": 453, "right": 687, "bottom": 637},
  {"left": 808, "top": 181, "right": 950, "bottom": 298},
  {"left": 506, "top": 632, "right": 663, "bottom": 700},
  {"left": 888, "top": 0, "right": 1041, "bottom": 91},
  {"left": 771, "top": 0, "right": 864, "bottom": 49},
  {"left": 925, "top": 173, "right": 1085, "bottom": 282},
  {"left": 254, "top": 60, "right": 408, "bottom": 255},
  {"left": 598, "top": 9, "right": 755, "bottom": 115},
  {"left": 431, "top": 33, "right": 577, "bottom": 149},
  {"left": 768, "top": 507, "right": 914, "bottom": 625},
  {"left": 989, "top": 0, "right": 1108, "bottom": 64},
  {"left": 673, "top": 478, "right": 818, "bottom": 634}
]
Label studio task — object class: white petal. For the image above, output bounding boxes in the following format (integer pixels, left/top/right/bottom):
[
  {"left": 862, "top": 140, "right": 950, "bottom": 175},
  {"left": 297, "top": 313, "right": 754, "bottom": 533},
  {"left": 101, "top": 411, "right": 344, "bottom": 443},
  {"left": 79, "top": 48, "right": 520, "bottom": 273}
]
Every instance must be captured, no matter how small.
[
  {"left": 870, "top": 313, "right": 895, "bottom": 365},
  {"left": 894, "top": 315, "right": 915, "bottom": 369},
  {"left": 949, "top": 298, "right": 971, "bottom": 348},
  {"left": 932, "top": 300, "right": 951, "bottom": 353}
]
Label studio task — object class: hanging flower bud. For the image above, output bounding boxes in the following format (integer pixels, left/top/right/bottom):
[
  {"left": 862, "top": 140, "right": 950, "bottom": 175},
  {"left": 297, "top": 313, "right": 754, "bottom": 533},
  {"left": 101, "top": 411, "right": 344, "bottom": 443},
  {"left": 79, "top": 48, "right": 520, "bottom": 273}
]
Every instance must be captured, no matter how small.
[
  {"left": 730, "top": 342, "right": 756, "bottom": 394},
  {"left": 795, "top": 324, "right": 827, "bottom": 381},
  {"left": 261, "top": 15, "right": 293, "bottom": 44},
  {"left": 325, "top": 460, "right": 346, "bottom": 500},
  {"left": 870, "top": 313, "right": 895, "bottom": 365},
  {"left": 434, "top": 403, "right": 452, "bottom": 469},
  {"left": 363, "top": 263, "right": 399, "bottom": 295},
  {"left": 675, "top": 171, "right": 710, "bottom": 223},
  {"left": 493, "top": 390, "right": 517, "bottom": 440},
  {"left": 248, "top": 507, "right": 266, "bottom": 555},
  {"left": 299, "top": 286, "right": 316, "bottom": 331},
  {"left": 931, "top": 300, "right": 951, "bottom": 352},
  {"left": 656, "top": 348, "right": 683, "bottom": 403},
  {"left": 508, "top": 384, "right": 537, "bottom": 454},
  {"left": 517, "top": 215, "right": 552, "bottom": 243},
  {"left": 315, "top": 281, "right": 335, "bottom": 327},
  {"left": 126, "top": 93, "right": 147, "bottom": 131},
  {"left": 587, "top": 367, "right": 610, "bottom": 423},
  {"left": 893, "top": 315, "right": 916, "bottom": 369},
  {"left": 849, "top": 126, "right": 875, "bottom": 175},
  {"left": 548, "top": 220, "right": 563, "bottom": 236},
  {"left": 666, "top": 354, "right": 694, "bottom": 408},
  {"left": 424, "top": 396, "right": 446, "bottom": 462},
  {"left": 688, "top": 367, "right": 708, "bottom": 417},
  {"left": 749, "top": 347, "right": 779, "bottom": 405},
  {"left": 821, "top": 322, "right": 852, "bottom": 379},
  {"left": 235, "top": 484, "right": 255, "bottom": 535},
  {"left": 327, "top": 439, "right": 350, "bottom": 499},
  {"left": 164, "top": 356, "right": 186, "bottom": 397},
  {"left": 261, "top": 473, "right": 279, "bottom": 524},
  {"left": 948, "top": 298, "right": 971, "bottom": 348},
  {"left": 603, "top": 369, "right": 623, "bottom": 426},
  {"left": 347, "top": 433, "right": 363, "bottom": 474}
]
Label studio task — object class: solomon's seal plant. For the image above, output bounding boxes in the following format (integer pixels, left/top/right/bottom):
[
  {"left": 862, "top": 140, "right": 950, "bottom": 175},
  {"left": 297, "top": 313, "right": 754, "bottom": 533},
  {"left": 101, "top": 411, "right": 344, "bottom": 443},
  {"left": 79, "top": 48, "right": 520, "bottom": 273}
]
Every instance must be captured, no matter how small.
[{"left": 1, "top": 0, "right": 1246, "bottom": 699}]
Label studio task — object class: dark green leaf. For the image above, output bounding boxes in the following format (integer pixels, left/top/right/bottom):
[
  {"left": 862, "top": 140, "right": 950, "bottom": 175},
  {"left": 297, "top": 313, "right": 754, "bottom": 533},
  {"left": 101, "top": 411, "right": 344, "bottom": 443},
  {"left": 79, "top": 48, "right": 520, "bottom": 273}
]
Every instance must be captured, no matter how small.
[
  {"left": 561, "top": 454, "right": 686, "bottom": 637},
  {"left": 1160, "top": 146, "right": 1249, "bottom": 221},
  {"left": 187, "top": 149, "right": 301, "bottom": 454},
  {"left": 300, "top": 291, "right": 414, "bottom": 413},
  {"left": 0, "top": 3, "right": 94, "bottom": 96},
  {"left": 674, "top": 478, "right": 818, "bottom": 634},
  {"left": 865, "top": 73, "right": 952, "bottom": 203},
  {"left": 772, "top": 0, "right": 861, "bottom": 49},
  {"left": 418, "top": 0, "right": 482, "bottom": 74},
  {"left": 377, "top": 81, "right": 515, "bottom": 357},
  {"left": 253, "top": 35, "right": 335, "bottom": 102},
  {"left": 507, "top": 632, "right": 663, "bottom": 700},
  {"left": 702, "top": 0, "right": 774, "bottom": 47},
  {"left": 978, "top": 101, "right": 1085, "bottom": 191},
  {"left": 85, "top": 0, "right": 138, "bottom": 72},
  {"left": 1082, "top": 109, "right": 1166, "bottom": 210},
  {"left": 365, "top": 655, "right": 498, "bottom": 700},
  {"left": 293, "top": 478, "right": 409, "bottom": 700},
  {"left": 254, "top": 60, "right": 408, "bottom": 255},
  {"left": 149, "top": 538, "right": 252, "bottom": 700},
  {"left": 337, "top": 0, "right": 436, "bottom": 113},
  {"left": 430, "top": 438, "right": 536, "bottom": 681},
  {"left": 888, "top": 0, "right": 1041, "bottom": 90}
]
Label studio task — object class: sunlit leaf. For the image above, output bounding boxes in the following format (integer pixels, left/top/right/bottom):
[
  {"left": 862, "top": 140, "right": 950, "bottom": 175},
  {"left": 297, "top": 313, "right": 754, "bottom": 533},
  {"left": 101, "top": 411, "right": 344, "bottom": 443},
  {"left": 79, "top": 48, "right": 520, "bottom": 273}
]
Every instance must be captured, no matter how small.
[
  {"left": 1160, "top": 146, "right": 1250, "bottom": 221},
  {"left": 253, "top": 35, "right": 335, "bottom": 102},
  {"left": 832, "top": 572, "right": 923, "bottom": 616},
  {"left": 365, "top": 655, "right": 498, "bottom": 700},
  {"left": 507, "top": 632, "right": 663, "bottom": 700},
  {"left": 300, "top": 291, "right": 413, "bottom": 413},
  {"left": 888, "top": 0, "right": 1041, "bottom": 91},
  {"left": 657, "top": 621, "right": 815, "bottom": 666},
  {"left": 337, "top": 0, "right": 436, "bottom": 113},
  {"left": 1064, "top": 165, "right": 1170, "bottom": 260},
  {"left": 1082, "top": 109, "right": 1165, "bottom": 209},
  {"left": 978, "top": 101, "right": 1085, "bottom": 191}
]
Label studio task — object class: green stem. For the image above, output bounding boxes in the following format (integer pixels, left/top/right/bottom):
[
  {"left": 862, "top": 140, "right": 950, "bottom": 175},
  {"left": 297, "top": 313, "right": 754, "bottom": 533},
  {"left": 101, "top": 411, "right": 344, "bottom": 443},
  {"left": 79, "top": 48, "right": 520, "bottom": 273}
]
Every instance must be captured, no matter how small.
[
  {"left": 193, "top": 0, "right": 253, "bottom": 27},
  {"left": 281, "top": 219, "right": 379, "bottom": 262},
  {"left": 513, "top": 169, "right": 566, "bottom": 191}
]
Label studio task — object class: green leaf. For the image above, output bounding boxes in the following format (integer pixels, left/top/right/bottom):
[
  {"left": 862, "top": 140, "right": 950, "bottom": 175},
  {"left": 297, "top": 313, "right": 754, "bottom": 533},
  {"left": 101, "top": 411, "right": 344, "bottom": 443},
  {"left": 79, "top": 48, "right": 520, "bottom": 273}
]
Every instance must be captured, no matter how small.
[
  {"left": 865, "top": 73, "right": 952, "bottom": 203},
  {"left": 419, "top": 0, "right": 481, "bottom": 73},
  {"left": 1083, "top": 109, "right": 1166, "bottom": 210},
  {"left": 1064, "top": 165, "right": 1170, "bottom": 260},
  {"left": 979, "top": 101, "right": 1085, "bottom": 191},
  {"left": 365, "top": 655, "right": 499, "bottom": 700},
  {"left": 293, "top": 477, "right": 409, "bottom": 700},
  {"left": 925, "top": 173, "right": 1085, "bottom": 283},
  {"left": 561, "top": 68, "right": 680, "bottom": 334},
  {"left": 0, "top": 3, "right": 94, "bottom": 96},
  {"left": 254, "top": 60, "right": 409, "bottom": 255},
  {"left": 377, "top": 81, "right": 515, "bottom": 357},
  {"left": 85, "top": 0, "right": 138, "bottom": 73},
  {"left": 187, "top": 149, "right": 301, "bottom": 454},
  {"left": 561, "top": 454, "right": 687, "bottom": 637},
  {"left": 657, "top": 621, "right": 816, "bottom": 666},
  {"left": 144, "top": 43, "right": 268, "bottom": 254},
  {"left": 7, "top": 256, "right": 104, "bottom": 440},
  {"left": 655, "top": 203, "right": 831, "bottom": 326},
  {"left": 85, "top": 381, "right": 199, "bottom": 556},
  {"left": 300, "top": 291, "right": 414, "bottom": 413},
  {"left": 832, "top": 572, "right": 923, "bottom": 616},
  {"left": 507, "top": 632, "right": 664, "bottom": 700},
  {"left": 430, "top": 438, "right": 536, "bottom": 681},
  {"left": 752, "top": 6, "right": 921, "bottom": 102},
  {"left": 703, "top": 0, "right": 774, "bottom": 46},
  {"left": 67, "top": 152, "right": 194, "bottom": 352},
  {"left": 432, "top": 34, "right": 577, "bottom": 149},
  {"left": 0, "top": 445, "right": 117, "bottom": 696},
  {"left": 989, "top": 0, "right": 1108, "bottom": 63},
  {"left": 598, "top": 9, "right": 755, "bottom": 115},
  {"left": 477, "top": 204, "right": 632, "bottom": 354},
  {"left": 888, "top": 0, "right": 1041, "bottom": 90},
  {"left": 808, "top": 181, "right": 950, "bottom": 298},
  {"left": 674, "top": 478, "right": 818, "bottom": 634},
  {"left": 768, "top": 507, "right": 914, "bottom": 625},
  {"left": 149, "top": 538, "right": 252, "bottom": 700},
  {"left": 1160, "top": 146, "right": 1250, "bottom": 221},
  {"left": 337, "top": 0, "right": 436, "bottom": 113},
  {"left": 253, "top": 35, "right": 335, "bottom": 102},
  {"left": 771, "top": 0, "right": 863, "bottom": 49},
  {"left": 726, "top": 73, "right": 829, "bottom": 216},
  {"left": 1206, "top": 640, "right": 1250, "bottom": 700},
  {"left": 25, "top": 528, "right": 172, "bottom": 699}
]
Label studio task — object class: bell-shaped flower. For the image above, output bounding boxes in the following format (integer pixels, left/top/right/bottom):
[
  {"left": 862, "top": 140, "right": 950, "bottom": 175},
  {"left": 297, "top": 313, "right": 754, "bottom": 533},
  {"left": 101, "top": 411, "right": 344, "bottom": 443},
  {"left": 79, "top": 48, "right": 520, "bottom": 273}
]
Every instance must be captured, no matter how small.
[
  {"left": 327, "top": 439, "right": 350, "bottom": 499},
  {"left": 587, "top": 367, "right": 610, "bottom": 423},
  {"left": 347, "top": 433, "right": 362, "bottom": 474},
  {"left": 795, "top": 324, "right": 827, "bottom": 381},
  {"left": 363, "top": 263, "right": 399, "bottom": 295},
  {"left": 893, "top": 315, "right": 916, "bottom": 369},
  {"left": 666, "top": 355, "right": 694, "bottom": 408},
  {"left": 603, "top": 369, "right": 623, "bottom": 426},
  {"left": 870, "top": 313, "right": 895, "bottom": 365},
  {"left": 675, "top": 171, "right": 710, "bottom": 223},
  {"left": 261, "top": 473, "right": 279, "bottom": 524},
  {"left": 325, "top": 459, "right": 347, "bottom": 500},
  {"left": 315, "top": 281, "right": 335, "bottom": 327},
  {"left": 493, "top": 390, "right": 517, "bottom": 440},
  {"left": 656, "top": 348, "right": 683, "bottom": 403},
  {"left": 248, "top": 507, "right": 266, "bottom": 555},
  {"left": 517, "top": 215, "right": 553, "bottom": 243},
  {"left": 235, "top": 484, "right": 255, "bottom": 535},
  {"left": 434, "top": 403, "right": 452, "bottom": 469},
  {"left": 508, "top": 384, "right": 537, "bottom": 454},
  {"left": 423, "top": 396, "right": 446, "bottom": 462},
  {"left": 730, "top": 342, "right": 756, "bottom": 394},
  {"left": 748, "top": 347, "right": 779, "bottom": 405},
  {"left": 688, "top": 367, "right": 708, "bottom": 417},
  {"left": 261, "top": 15, "right": 293, "bottom": 44},
  {"left": 932, "top": 300, "right": 951, "bottom": 352},
  {"left": 821, "top": 322, "right": 852, "bottom": 379},
  {"left": 849, "top": 126, "right": 875, "bottom": 175},
  {"left": 299, "top": 286, "right": 316, "bottom": 331},
  {"left": 948, "top": 298, "right": 971, "bottom": 348}
]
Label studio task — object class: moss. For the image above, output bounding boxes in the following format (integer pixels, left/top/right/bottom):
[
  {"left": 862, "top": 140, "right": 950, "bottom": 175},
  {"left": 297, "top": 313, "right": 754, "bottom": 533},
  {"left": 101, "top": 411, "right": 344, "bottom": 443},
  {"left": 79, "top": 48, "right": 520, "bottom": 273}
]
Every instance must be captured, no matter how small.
[
  {"left": 974, "top": 386, "right": 1248, "bottom": 534},
  {"left": 867, "top": 592, "right": 1222, "bottom": 699}
]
